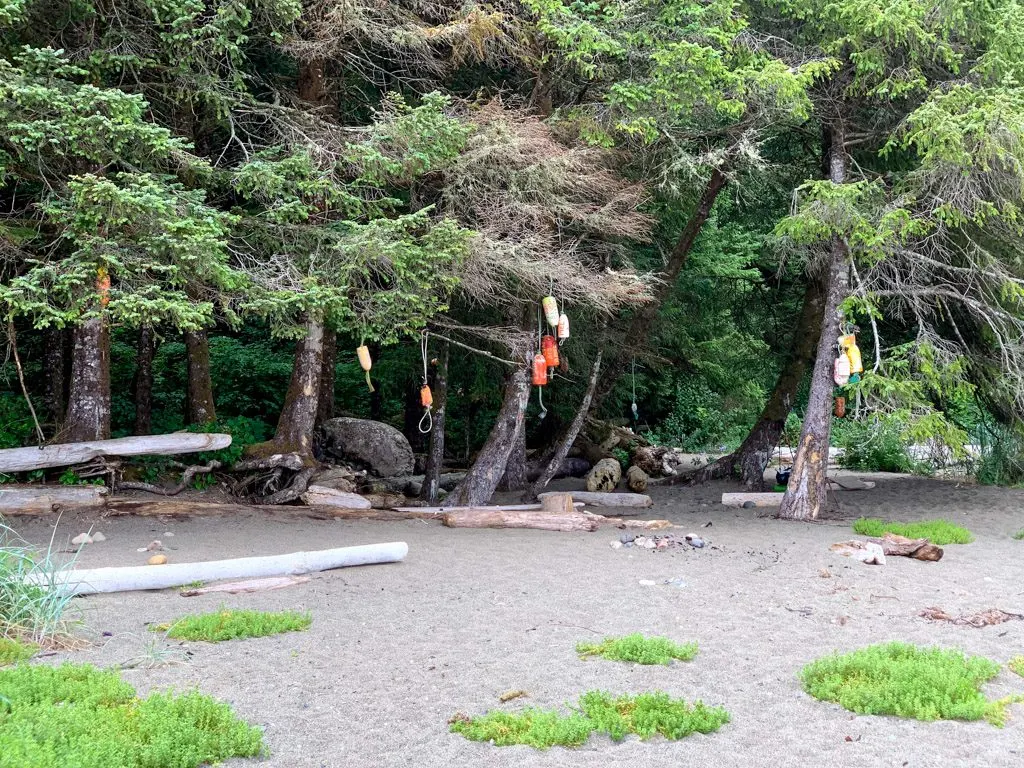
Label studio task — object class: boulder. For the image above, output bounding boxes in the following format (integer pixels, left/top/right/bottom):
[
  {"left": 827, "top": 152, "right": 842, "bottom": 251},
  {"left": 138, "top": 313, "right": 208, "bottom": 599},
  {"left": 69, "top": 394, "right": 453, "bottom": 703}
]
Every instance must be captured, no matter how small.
[
  {"left": 586, "top": 458, "right": 621, "bottom": 492},
  {"left": 319, "top": 418, "right": 415, "bottom": 477}
]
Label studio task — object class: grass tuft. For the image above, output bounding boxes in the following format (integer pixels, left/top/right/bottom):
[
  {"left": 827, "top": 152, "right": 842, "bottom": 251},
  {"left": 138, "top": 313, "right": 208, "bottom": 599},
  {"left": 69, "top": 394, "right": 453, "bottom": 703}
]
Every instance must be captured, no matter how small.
[
  {"left": 0, "top": 662, "right": 263, "bottom": 767},
  {"left": 801, "top": 642, "right": 1010, "bottom": 724},
  {"left": 1010, "top": 656, "right": 1024, "bottom": 678},
  {"left": 450, "top": 691, "right": 729, "bottom": 749},
  {"left": 0, "top": 522, "right": 78, "bottom": 644},
  {"left": 154, "top": 608, "right": 311, "bottom": 642},
  {"left": 0, "top": 636, "right": 37, "bottom": 666},
  {"left": 1013, "top": 529, "right": 1024, "bottom": 540},
  {"left": 851, "top": 518, "right": 974, "bottom": 544},
  {"left": 576, "top": 633, "right": 698, "bottom": 665}
]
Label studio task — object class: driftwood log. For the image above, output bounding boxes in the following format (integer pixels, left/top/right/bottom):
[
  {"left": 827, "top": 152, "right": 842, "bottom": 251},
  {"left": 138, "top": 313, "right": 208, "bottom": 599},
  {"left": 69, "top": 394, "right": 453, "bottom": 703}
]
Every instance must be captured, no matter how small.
[
  {"left": 0, "top": 485, "right": 109, "bottom": 515},
  {"left": 538, "top": 491, "right": 652, "bottom": 508},
  {"left": 442, "top": 508, "right": 599, "bottom": 531},
  {"left": 179, "top": 576, "right": 310, "bottom": 597},
  {"left": 300, "top": 486, "right": 372, "bottom": 509},
  {"left": 0, "top": 433, "right": 231, "bottom": 473},
  {"left": 721, "top": 492, "right": 783, "bottom": 508},
  {"left": 870, "top": 533, "right": 944, "bottom": 561}
]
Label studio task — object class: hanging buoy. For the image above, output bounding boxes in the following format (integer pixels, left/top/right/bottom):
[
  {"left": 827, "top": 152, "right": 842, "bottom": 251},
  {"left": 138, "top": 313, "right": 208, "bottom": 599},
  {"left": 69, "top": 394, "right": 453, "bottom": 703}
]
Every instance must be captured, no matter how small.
[
  {"left": 833, "top": 354, "right": 851, "bottom": 386},
  {"left": 542, "top": 296, "right": 559, "bottom": 327},
  {"left": 557, "top": 313, "right": 570, "bottom": 340},
  {"left": 847, "top": 341, "right": 864, "bottom": 374},
  {"left": 532, "top": 354, "right": 548, "bottom": 386},
  {"left": 420, "top": 384, "right": 433, "bottom": 408},
  {"left": 541, "top": 335, "right": 559, "bottom": 367},
  {"left": 356, "top": 344, "right": 375, "bottom": 393},
  {"left": 97, "top": 266, "right": 111, "bottom": 308},
  {"left": 834, "top": 396, "right": 846, "bottom": 418}
]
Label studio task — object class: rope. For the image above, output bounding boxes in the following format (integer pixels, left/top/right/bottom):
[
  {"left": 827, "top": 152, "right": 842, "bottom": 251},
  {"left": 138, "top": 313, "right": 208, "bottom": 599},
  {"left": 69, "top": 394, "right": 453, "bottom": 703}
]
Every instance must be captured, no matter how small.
[
  {"left": 538, "top": 384, "right": 547, "bottom": 420},
  {"left": 419, "top": 408, "right": 433, "bottom": 434},
  {"left": 418, "top": 330, "right": 432, "bottom": 434},
  {"left": 630, "top": 357, "right": 639, "bottom": 421}
]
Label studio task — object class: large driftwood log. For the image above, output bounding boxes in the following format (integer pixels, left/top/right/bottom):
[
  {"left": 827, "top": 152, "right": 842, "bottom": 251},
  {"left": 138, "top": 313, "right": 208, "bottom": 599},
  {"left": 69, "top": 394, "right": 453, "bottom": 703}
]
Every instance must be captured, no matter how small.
[
  {"left": 300, "top": 486, "right": 372, "bottom": 509},
  {"left": 538, "top": 491, "right": 652, "bottom": 508},
  {"left": 0, "top": 433, "right": 231, "bottom": 473},
  {"left": 394, "top": 503, "right": 582, "bottom": 514},
  {"left": 38, "top": 542, "right": 409, "bottom": 595},
  {"left": 0, "top": 485, "right": 109, "bottom": 515},
  {"left": 442, "top": 508, "right": 599, "bottom": 531},
  {"left": 104, "top": 498, "right": 438, "bottom": 521},
  {"left": 870, "top": 533, "right": 943, "bottom": 561}
]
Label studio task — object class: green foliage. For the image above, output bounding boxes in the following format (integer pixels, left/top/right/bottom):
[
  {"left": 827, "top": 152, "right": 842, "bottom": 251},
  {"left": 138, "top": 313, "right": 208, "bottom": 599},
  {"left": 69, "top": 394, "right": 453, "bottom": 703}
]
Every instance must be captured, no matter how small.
[
  {"left": 0, "top": 663, "right": 263, "bottom": 767},
  {"left": 450, "top": 690, "right": 729, "bottom": 749},
  {"left": 0, "top": 524, "right": 77, "bottom": 643},
  {"left": 0, "top": 392, "right": 34, "bottom": 450},
  {"left": 1010, "top": 657, "right": 1024, "bottom": 677},
  {"left": 800, "top": 643, "right": 1007, "bottom": 724},
  {"left": 835, "top": 418, "right": 919, "bottom": 473},
  {"left": 576, "top": 634, "right": 698, "bottom": 665},
  {"left": 1013, "top": 529, "right": 1024, "bottom": 541},
  {"left": 186, "top": 416, "right": 271, "bottom": 467},
  {"left": 156, "top": 608, "right": 311, "bottom": 642},
  {"left": 57, "top": 470, "right": 103, "bottom": 487},
  {"left": 851, "top": 518, "right": 974, "bottom": 545},
  {"left": 0, "top": 637, "right": 36, "bottom": 666}
]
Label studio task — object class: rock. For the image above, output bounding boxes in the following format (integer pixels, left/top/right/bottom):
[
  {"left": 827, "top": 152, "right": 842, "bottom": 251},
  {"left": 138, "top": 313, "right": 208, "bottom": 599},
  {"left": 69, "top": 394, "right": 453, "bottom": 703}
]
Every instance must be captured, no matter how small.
[
  {"left": 91, "top": 531, "right": 106, "bottom": 542},
  {"left": 319, "top": 417, "right": 415, "bottom": 477},
  {"left": 147, "top": 554, "right": 168, "bottom": 565},
  {"left": 71, "top": 533, "right": 93, "bottom": 545},
  {"left": 137, "top": 540, "right": 163, "bottom": 552},
  {"left": 309, "top": 467, "right": 358, "bottom": 493},
  {"left": 610, "top": 541, "right": 623, "bottom": 550},
  {"left": 639, "top": 579, "right": 657, "bottom": 586},
  {"left": 163, "top": 531, "right": 175, "bottom": 537},
  {"left": 742, "top": 500, "right": 756, "bottom": 509},
  {"left": 685, "top": 534, "right": 705, "bottom": 548},
  {"left": 626, "top": 465, "right": 648, "bottom": 493},
  {"left": 586, "top": 458, "right": 621, "bottom": 492},
  {"left": 620, "top": 533, "right": 636, "bottom": 544},
  {"left": 301, "top": 486, "right": 372, "bottom": 509}
]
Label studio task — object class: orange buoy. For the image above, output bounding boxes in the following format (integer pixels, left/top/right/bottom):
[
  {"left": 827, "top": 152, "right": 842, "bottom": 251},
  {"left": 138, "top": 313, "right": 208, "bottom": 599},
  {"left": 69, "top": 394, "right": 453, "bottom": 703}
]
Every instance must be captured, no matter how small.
[
  {"left": 532, "top": 354, "right": 548, "bottom": 386},
  {"left": 542, "top": 335, "right": 559, "bottom": 367},
  {"left": 97, "top": 266, "right": 111, "bottom": 307},
  {"left": 557, "top": 313, "right": 570, "bottom": 340},
  {"left": 834, "top": 396, "right": 846, "bottom": 418},
  {"left": 420, "top": 384, "right": 433, "bottom": 408}
]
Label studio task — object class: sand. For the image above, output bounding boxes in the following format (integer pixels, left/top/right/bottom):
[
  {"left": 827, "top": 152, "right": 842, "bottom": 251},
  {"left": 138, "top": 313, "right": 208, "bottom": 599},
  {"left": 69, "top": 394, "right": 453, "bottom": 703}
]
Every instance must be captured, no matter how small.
[{"left": 8, "top": 474, "right": 1024, "bottom": 767}]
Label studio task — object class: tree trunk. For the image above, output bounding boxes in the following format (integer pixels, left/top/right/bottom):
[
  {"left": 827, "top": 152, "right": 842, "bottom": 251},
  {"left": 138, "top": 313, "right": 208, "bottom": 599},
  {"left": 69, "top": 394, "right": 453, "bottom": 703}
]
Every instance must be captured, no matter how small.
[
  {"left": 778, "top": 124, "right": 848, "bottom": 521},
  {"left": 403, "top": 377, "right": 425, "bottom": 452},
  {"left": 316, "top": 330, "right": 337, "bottom": 427},
  {"left": 63, "top": 318, "right": 111, "bottom": 442},
  {"left": 680, "top": 276, "right": 827, "bottom": 488},
  {"left": 526, "top": 348, "right": 603, "bottom": 499},
  {"left": 184, "top": 330, "right": 217, "bottom": 426},
  {"left": 498, "top": 426, "right": 528, "bottom": 492},
  {"left": 43, "top": 327, "right": 66, "bottom": 428},
  {"left": 420, "top": 342, "right": 448, "bottom": 504},
  {"left": 447, "top": 365, "right": 530, "bottom": 506},
  {"left": 133, "top": 326, "right": 156, "bottom": 435},
  {"left": 270, "top": 315, "right": 325, "bottom": 457}
]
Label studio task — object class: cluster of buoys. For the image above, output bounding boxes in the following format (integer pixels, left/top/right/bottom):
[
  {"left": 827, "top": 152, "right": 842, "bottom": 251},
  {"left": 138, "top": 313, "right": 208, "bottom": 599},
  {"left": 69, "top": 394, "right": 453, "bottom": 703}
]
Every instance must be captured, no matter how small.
[
  {"left": 533, "top": 295, "right": 569, "bottom": 387},
  {"left": 832, "top": 332, "right": 864, "bottom": 417}
]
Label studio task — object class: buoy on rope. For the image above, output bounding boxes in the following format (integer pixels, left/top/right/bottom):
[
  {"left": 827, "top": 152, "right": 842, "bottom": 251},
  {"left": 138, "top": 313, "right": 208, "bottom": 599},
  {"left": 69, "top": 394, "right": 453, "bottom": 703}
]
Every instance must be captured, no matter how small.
[
  {"left": 532, "top": 354, "right": 548, "bottom": 386},
  {"left": 557, "top": 313, "right": 570, "bottom": 340},
  {"left": 833, "top": 354, "right": 851, "bottom": 386},
  {"left": 356, "top": 344, "right": 374, "bottom": 393},
  {"left": 834, "top": 395, "right": 846, "bottom": 418},
  {"left": 542, "top": 335, "right": 559, "bottom": 368},
  {"left": 542, "top": 296, "right": 559, "bottom": 328}
]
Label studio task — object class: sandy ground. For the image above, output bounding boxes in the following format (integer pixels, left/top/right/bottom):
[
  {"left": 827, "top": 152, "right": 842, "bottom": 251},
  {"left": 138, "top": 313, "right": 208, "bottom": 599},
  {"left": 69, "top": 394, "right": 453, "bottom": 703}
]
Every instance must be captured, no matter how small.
[{"left": 8, "top": 474, "right": 1024, "bottom": 768}]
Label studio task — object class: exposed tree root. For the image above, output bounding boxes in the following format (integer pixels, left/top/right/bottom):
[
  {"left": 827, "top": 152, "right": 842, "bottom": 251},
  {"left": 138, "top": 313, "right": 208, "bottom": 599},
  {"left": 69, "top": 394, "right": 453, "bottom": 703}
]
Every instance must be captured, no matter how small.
[{"left": 118, "top": 460, "right": 222, "bottom": 496}]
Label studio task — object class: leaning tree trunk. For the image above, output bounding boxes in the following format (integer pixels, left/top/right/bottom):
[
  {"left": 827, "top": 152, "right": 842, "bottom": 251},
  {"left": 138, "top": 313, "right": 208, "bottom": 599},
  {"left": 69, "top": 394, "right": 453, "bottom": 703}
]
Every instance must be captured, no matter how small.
[
  {"left": 778, "top": 124, "right": 849, "bottom": 521},
  {"left": 316, "top": 330, "right": 337, "bottom": 427},
  {"left": 497, "top": 427, "right": 528, "bottom": 492},
  {"left": 590, "top": 168, "right": 728, "bottom": 409},
  {"left": 526, "top": 348, "right": 603, "bottom": 499},
  {"left": 447, "top": 365, "right": 531, "bottom": 506},
  {"left": 184, "top": 330, "right": 217, "bottom": 425},
  {"left": 682, "top": 276, "right": 827, "bottom": 488},
  {"left": 419, "top": 342, "right": 448, "bottom": 504},
  {"left": 133, "top": 326, "right": 156, "bottom": 436},
  {"left": 43, "top": 327, "right": 66, "bottom": 428},
  {"left": 63, "top": 318, "right": 111, "bottom": 442},
  {"left": 269, "top": 315, "right": 325, "bottom": 458}
]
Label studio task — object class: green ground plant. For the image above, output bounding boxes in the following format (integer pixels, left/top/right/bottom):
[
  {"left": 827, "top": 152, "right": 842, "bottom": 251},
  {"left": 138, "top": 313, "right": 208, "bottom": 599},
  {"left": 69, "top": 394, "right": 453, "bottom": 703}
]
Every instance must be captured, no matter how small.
[
  {"left": 0, "top": 524, "right": 77, "bottom": 643},
  {"left": 0, "top": 663, "right": 263, "bottom": 768},
  {"left": 1013, "top": 529, "right": 1024, "bottom": 540},
  {"left": 576, "top": 634, "right": 698, "bottom": 665},
  {"left": 155, "top": 608, "right": 311, "bottom": 642},
  {"left": 851, "top": 518, "right": 974, "bottom": 544},
  {"left": 450, "top": 691, "right": 729, "bottom": 749},
  {"left": 0, "top": 637, "right": 37, "bottom": 666},
  {"left": 800, "top": 642, "right": 1013, "bottom": 724},
  {"left": 1010, "top": 657, "right": 1024, "bottom": 678}
]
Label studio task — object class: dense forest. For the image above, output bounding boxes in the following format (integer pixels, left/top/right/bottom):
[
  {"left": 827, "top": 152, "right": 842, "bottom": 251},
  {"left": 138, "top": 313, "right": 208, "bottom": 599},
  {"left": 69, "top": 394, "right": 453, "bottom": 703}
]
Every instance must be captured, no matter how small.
[{"left": 3, "top": 0, "right": 1024, "bottom": 518}]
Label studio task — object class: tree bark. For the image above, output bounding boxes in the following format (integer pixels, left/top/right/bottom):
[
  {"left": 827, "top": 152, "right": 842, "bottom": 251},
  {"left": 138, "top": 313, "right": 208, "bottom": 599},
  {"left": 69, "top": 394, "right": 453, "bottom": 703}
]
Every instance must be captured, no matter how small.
[
  {"left": 447, "top": 365, "right": 530, "bottom": 506},
  {"left": 497, "top": 426, "right": 528, "bottom": 492},
  {"left": 420, "top": 342, "right": 448, "bottom": 504},
  {"left": 43, "top": 327, "right": 66, "bottom": 428},
  {"left": 591, "top": 168, "right": 729, "bottom": 407},
  {"left": 184, "top": 330, "right": 217, "bottom": 425},
  {"left": 778, "top": 124, "right": 849, "bottom": 521},
  {"left": 526, "top": 348, "right": 603, "bottom": 499},
  {"left": 270, "top": 315, "right": 325, "bottom": 457},
  {"left": 133, "top": 326, "right": 156, "bottom": 435},
  {"left": 63, "top": 318, "right": 111, "bottom": 442},
  {"left": 680, "top": 276, "right": 827, "bottom": 488},
  {"left": 316, "top": 329, "right": 337, "bottom": 427}
]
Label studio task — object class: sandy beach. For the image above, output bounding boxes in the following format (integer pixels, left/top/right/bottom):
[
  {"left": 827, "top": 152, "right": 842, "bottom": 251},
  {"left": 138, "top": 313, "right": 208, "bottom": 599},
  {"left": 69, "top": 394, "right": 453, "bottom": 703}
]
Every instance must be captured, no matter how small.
[{"left": 9, "top": 474, "right": 1024, "bottom": 768}]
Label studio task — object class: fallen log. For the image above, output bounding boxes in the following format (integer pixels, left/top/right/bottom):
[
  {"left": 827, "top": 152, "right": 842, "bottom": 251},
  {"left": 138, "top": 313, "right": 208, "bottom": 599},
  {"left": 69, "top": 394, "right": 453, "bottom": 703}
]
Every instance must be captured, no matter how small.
[
  {"left": 540, "top": 493, "right": 574, "bottom": 514},
  {"left": 721, "top": 492, "right": 783, "bottom": 508},
  {"left": 362, "top": 492, "right": 412, "bottom": 509},
  {"left": 0, "top": 433, "right": 231, "bottom": 473},
  {"left": 539, "top": 491, "right": 652, "bottom": 508},
  {"left": 106, "top": 500, "right": 267, "bottom": 517},
  {"left": 869, "top": 533, "right": 943, "bottom": 561},
  {"left": 586, "top": 513, "right": 673, "bottom": 530},
  {"left": 35, "top": 542, "right": 409, "bottom": 595},
  {"left": 394, "top": 502, "right": 584, "bottom": 514},
  {"left": 442, "top": 508, "right": 598, "bottom": 532},
  {"left": 0, "top": 485, "right": 109, "bottom": 515},
  {"left": 180, "top": 575, "right": 310, "bottom": 597},
  {"left": 300, "top": 486, "right": 372, "bottom": 509}
]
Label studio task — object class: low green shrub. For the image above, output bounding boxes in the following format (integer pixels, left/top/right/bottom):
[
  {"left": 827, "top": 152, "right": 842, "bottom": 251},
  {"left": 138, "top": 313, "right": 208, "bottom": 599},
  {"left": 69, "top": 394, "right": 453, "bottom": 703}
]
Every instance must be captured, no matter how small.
[
  {"left": 1010, "top": 657, "right": 1024, "bottom": 678},
  {"left": 801, "top": 642, "right": 1008, "bottom": 724},
  {"left": 0, "top": 637, "right": 37, "bottom": 666},
  {"left": 576, "top": 634, "right": 698, "bottom": 665},
  {"left": 450, "top": 690, "right": 729, "bottom": 749},
  {"left": 155, "top": 608, "right": 311, "bottom": 642},
  {"left": 1013, "top": 529, "right": 1024, "bottom": 541},
  {"left": 0, "top": 663, "right": 263, "bottom": 767},
  {"left": 851, "top": 518, "right": 974, "bottom": 545}
]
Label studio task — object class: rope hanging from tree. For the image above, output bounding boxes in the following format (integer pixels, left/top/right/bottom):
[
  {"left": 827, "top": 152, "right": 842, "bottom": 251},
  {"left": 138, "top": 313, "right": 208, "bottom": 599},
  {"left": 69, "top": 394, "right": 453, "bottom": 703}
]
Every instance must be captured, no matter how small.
[{"left": 418, "top": 331, "right": 433, "bottom": 434}]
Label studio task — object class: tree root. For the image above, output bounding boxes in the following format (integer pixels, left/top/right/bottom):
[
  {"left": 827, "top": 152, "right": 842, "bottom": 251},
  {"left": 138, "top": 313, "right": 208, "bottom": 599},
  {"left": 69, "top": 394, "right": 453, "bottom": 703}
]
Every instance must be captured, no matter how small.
[
  {"left": 118, "top": 460, "right": 222, "bottom": 496},
  {"left": 230, "top": 452, "right": 317, "bottom": 505},
  {"left": 663, "top": 453, "right": 737, "bottom": 486}
]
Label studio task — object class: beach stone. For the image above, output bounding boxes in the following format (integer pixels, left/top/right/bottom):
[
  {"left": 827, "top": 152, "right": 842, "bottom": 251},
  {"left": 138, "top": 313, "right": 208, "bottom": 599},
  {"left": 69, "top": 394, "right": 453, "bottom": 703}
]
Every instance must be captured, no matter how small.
[
  {"left": 620, "top": 533, "right": 636, "bottom": 544},
  {"left": 320, "top": 417, "right": 415, "bottom": 477},
  {"left": 586, "top": 458, "right": 621, "bottom": 492},
  {"left": 610, "top": 541, "right": 623, "bottom": 550},
  {"left": 71, "top": 533, "right": 92, "bottom": 545},
  {"left": 91, "top": 532, "right": 106, "bottom": 542},
  {"left": 147, "top": 554, "right": 168, "bottom": 565},
  {"left": 742, "top": 500, "right": 756, "bottom": 509}
]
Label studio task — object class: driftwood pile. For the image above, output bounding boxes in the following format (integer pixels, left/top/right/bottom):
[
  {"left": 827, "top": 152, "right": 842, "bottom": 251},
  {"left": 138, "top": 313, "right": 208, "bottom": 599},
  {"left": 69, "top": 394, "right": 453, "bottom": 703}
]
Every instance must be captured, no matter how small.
[{"left": 830, "top": 533, "right": 944, "bottom": 565}]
